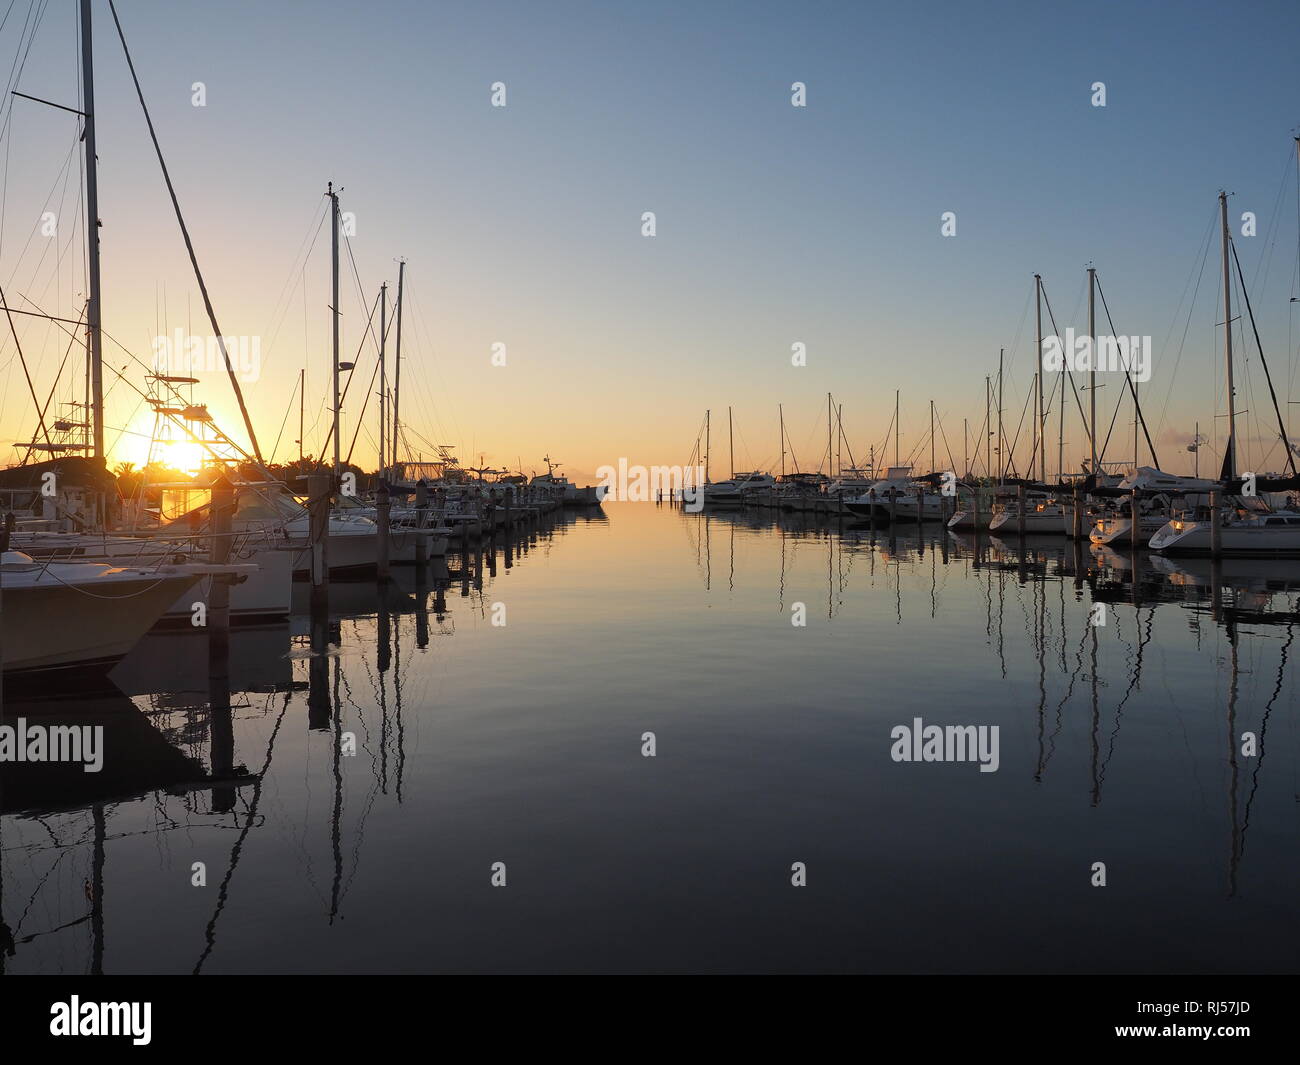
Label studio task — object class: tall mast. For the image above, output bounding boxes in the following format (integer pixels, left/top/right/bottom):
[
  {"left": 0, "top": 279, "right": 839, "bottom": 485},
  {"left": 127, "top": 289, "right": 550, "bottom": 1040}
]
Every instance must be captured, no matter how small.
[
  {"left": 929, "top": 398, "right": 935, "bottom": 474},
  {"left": 1034, "top": 273, "right": 1044, "bottom": 479},
  {"left": 298, "top": 367, "right": 305, "bottom": 463},
  {"left": 837, "top": 403, "right": 843, "bottom": 477},
  {"left": 378, "top": 280, "right": 387, "bottom": 477},
  {"left": 997, "top": 349, "right": 1004, "bottom": 483},
  {"left": 393, "top": 259, "right": 405, "bottom": 473},
  {"left": 705, "top": 410, "right": 711, "bottom": 484},
  {"left": 779, "top": 404, "right": 785, "bottom": 478},
  {"left": 963, "top": 417, "right": 968, "bottom": 479},
  {"left": 894, "top": 389, "right": 900, "bottom": 467},
  {"left": 80, "top": 0, "right": 104, "bottom": 463},
  {"left": 1058, "top": 344, "right": 1066, "bottom": 480},
  {"left": 984, "top": 376, "right": 991, "bottom": 478},
  {"left": 329, "top": 183, "right": 341, "bottom": 476},
  {"left": 827, "top": 393, "right": 832, "bottom": 477},
  {"left": 1087, "top": 265, "right": 1097, "bottom": 474},
  {"left": 728, "top": 405, "right": 734, "bottom": 478},
  {"left": 1219, "top": 190, "right": 1236, "bottom": 477}
]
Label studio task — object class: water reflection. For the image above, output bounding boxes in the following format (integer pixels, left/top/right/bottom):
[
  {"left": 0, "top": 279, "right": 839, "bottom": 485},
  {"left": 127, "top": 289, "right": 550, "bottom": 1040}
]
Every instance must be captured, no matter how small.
[{"left": 2, "top": 502, "right": 1296, "bottom": 973}]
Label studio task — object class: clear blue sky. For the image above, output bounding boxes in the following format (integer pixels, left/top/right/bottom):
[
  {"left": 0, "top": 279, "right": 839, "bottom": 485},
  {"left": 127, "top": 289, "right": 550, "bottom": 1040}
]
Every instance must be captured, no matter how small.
[{"left": 1, "top": 0, "right": 1298, "bottom": 478}]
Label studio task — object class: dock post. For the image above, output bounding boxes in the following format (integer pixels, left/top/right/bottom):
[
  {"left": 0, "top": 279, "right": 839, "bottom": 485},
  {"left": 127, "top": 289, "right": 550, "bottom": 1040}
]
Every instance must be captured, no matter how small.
[
  {"left": 0, "top": 512, "right": 12, "bottom": 687},
  {"left": 888, "top": 487, "right": 897, "bottom": 524},
  {"left": 308, "top": 472, "right": 331, "bottom": 615},
  {"left": 1016, "top": 482, "right": 1026, "bottom": 539},
  {"left": 414, "top": 481, "right": 429, "bottom": 568},
  {"left": 1072, "top": 483, "right": 1083, "bottom": 540},
  {"left": 376, "top": 480, "right": 391, "bottom": 582},
  {"left": 915, "top": 486, "right": 926, "bottom": 525},
  {"left": 1210, "top": 490, "right": 1222, "bottom": 558},
  {"left": 1129, "top": 489, "right": 1140, "bottom": 549},
  {"left": 208, "top": 475, "right": 234, "bottom": 658}
]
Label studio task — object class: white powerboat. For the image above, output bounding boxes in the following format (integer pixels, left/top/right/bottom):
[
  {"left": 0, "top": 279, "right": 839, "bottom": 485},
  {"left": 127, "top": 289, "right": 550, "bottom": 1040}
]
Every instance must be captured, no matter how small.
[
  {"left": 1, "top": 551, "right": 256, "bottom": 673},
  {"left": 9, "top": 529, "right": 294, "bottom": 621}
]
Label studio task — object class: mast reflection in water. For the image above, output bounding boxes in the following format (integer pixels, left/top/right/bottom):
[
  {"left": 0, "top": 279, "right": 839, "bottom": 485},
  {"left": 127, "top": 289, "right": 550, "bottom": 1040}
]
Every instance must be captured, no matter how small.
[{"left": 1, "top": 502, "right": 1295, "bottom": 974}]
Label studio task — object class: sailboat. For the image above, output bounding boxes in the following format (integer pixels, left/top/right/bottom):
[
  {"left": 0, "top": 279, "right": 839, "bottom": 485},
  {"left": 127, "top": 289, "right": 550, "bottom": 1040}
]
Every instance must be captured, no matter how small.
[
  {"left": 1151, "top": 188, "right": 1300, "bottom": 556},
  {"left": 1088, "top": 467, "right": 1216, "bottom": 547}
]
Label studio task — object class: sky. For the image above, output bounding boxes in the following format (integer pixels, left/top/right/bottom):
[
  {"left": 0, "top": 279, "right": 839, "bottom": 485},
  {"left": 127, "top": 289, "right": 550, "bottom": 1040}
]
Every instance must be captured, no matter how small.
[{"left": 0, "top": 0, "right": 1298, "bottom": 482}]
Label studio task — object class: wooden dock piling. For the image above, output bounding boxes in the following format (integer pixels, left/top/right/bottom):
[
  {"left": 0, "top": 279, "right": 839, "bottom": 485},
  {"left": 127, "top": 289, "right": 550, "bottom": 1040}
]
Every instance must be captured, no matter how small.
[
  {"left": 376, "top": 480, "right": 391, "bottom": 581},
  {"left": 308, "top": 472, "right": 331, "bottom": 614}
]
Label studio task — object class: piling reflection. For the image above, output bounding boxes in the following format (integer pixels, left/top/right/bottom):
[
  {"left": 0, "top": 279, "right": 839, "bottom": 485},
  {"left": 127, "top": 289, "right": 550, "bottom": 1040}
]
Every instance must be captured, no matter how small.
[
  {"left": 2, "top": 502, "right": 1295, "bottom": 973},
  {"left": 0, "top": 503, "right": 580, "bottom": 973}
]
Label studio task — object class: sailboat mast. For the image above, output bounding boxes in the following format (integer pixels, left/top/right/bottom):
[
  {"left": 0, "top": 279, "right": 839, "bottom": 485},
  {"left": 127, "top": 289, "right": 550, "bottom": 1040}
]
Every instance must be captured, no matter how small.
[
  {"left": 378, "top": 281, "right": 387, "bottom": 478},
  {"left": 329, "top": 183, "right": 341, "bottom": 476},
  {"left": 1219, "top": 190, "right": 1236, "bottom": 477},
  {"left": 779, "top": 404, "right": 785, "bottom": 478},
  {"left": 1034, "top": 273, "right": 1044, "bottom": 479},
  {"left": 80, "top": 0, "right": 104, "bottom": 463},
  {"left": 705, "top": 410, "right": 711, "bottom": 484},
  {"left": 929, "top": 399, "right": 935, "bottom": 474},
  {"left": 728, "top": 406, "right": 734, "bottom": 478},
  {"left": 984, "top": 376, "right": 991, "bottom": 478},
  {"left": 393, "top": 259, "right": 405, "bottom": 474},
  {"left": 894, "top": 389, "right": 900, "bottom": 467},
  {"left": 1087, "top": 266, "right": 1097, "bottom": 474},
  {"left": 298, "top": 367, "right": 305, "bottom": 463},
  {"left": 827, "top": 393, "right": 832, "bottom": 477},
  {"left": 997, "top": 350, "right": 1004, "bottom": 483}
]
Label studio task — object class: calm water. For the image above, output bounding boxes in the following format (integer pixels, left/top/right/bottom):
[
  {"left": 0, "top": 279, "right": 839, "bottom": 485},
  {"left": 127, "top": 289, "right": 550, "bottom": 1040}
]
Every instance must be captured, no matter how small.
[{"left": 2, "top": 501, "right": 1297, "bottom": 974}]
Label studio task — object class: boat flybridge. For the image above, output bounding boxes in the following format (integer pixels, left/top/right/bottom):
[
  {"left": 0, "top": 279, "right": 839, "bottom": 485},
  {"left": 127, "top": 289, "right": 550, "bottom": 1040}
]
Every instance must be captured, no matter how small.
[
  {"left": 842, "top": 466, "right": 945, "bottom": 520},
  {"left": 703, "top": 471, "right": 777, "bottom": 505}
]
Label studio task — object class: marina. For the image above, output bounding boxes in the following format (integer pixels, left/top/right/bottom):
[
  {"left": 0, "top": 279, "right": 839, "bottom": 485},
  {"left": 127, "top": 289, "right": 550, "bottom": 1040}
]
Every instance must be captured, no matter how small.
[{"left": 0, "top": 0, "right": 1296, "bottom": 1013}]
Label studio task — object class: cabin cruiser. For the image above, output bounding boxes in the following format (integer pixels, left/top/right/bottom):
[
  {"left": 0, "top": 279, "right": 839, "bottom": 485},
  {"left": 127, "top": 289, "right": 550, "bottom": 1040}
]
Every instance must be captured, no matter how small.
[
  {"left": 702, "top": 472, "right": 777, "bottom": 505},
  {"left": 1, "top": 550, "right": 256, "bottom": 672},
  {"left": 1149, "top": 497, "right": 1300, "bottom": 556},
  {"left": 843, "top": 467, "right": 945, "bottom": 521},
  {"left": 530, "top": 459, "right": 605, "bottom": 505}
]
